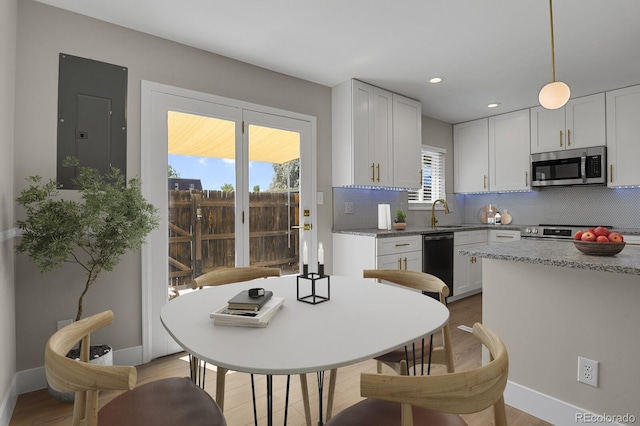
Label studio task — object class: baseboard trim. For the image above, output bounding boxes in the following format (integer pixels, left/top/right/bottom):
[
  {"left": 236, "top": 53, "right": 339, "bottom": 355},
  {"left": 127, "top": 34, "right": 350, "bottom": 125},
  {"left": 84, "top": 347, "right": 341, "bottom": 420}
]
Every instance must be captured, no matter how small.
[
  {"left": 504, "top": 381, "right": 625, "bottom": 426},
  {"left": 14, "top": 345, "right": 143, "bottom": 397},
  {"left": 0, "top": 375, "right": 17, "bottom": 426}
]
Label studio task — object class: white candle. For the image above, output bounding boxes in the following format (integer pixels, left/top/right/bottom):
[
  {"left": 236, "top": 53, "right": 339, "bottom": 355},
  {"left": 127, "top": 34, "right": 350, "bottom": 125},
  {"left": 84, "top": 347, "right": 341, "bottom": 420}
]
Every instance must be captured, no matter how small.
[
  {"left": 318, "top": 242, "right": 324, "bottom": 265},
  {"left": 303, "top": 241, "right": 308, "bottom": 265}
]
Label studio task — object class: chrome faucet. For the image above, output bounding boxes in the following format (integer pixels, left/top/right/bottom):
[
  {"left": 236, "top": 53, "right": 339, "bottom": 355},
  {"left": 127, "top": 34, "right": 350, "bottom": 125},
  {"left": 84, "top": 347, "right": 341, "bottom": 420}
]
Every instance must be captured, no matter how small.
[{"left": 431, "top": 199, "right": 450, "bottom": 228}]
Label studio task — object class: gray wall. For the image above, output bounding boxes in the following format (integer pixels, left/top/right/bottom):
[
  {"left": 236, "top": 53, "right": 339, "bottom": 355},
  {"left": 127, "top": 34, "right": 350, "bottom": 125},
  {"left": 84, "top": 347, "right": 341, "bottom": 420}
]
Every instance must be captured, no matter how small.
[
  {"left": 1, "top": 0, "right": 17, "bottom": 415},
  {"left": 14, "top": 0, "right": 332, "bottom": 371}
]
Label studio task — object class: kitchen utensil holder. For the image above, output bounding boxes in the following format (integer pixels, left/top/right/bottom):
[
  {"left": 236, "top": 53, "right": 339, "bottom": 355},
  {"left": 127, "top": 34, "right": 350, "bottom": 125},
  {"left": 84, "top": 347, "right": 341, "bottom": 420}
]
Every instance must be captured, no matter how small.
[{"left": 297, "top": 265, "right": 330, "bottom": 305}]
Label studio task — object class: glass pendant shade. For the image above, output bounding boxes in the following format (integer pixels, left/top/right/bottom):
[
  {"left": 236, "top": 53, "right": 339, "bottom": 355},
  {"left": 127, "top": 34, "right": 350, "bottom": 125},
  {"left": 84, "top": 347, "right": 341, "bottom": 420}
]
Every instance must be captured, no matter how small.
[{"left": 539, "top": 80, "right": 570, "bottom": 110}]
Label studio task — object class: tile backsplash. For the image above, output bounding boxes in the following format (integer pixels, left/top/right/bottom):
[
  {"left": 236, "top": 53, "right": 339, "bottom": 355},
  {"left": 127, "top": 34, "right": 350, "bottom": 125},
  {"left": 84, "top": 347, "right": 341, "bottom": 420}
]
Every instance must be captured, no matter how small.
[{"left": 333, "top": 186, "right": 640, "bottom": 230}]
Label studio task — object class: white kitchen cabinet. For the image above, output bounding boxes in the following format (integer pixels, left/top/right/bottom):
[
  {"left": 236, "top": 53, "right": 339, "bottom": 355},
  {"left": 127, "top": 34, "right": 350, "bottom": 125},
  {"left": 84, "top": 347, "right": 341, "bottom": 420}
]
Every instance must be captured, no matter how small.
[
  {"left": 606, "top": 85, "right": 640, "bottom": 187},
  {"left": 332, "top": 79, "right": 421, "bottom": 188},
  {"left": 392, "top": 93, "right": 422, "bottom": 189},
  {"left": 454, "top": 118, "right": 489, "bottom": 193},
  {"left": 488, "top": 229, "right": 521, "bottom": 243},
  {"left": 530, "top": 93, "right": 605, "bottom": 154},
  {"left": 333, "top": 233, "right": 422, "bottom": 278},
  {"left": 377, "top": 235, "right": 422, "bottom": 272},
  {"left": 488, "top": 109, "right": 531, "bottom": 192},
  {"left": 453, "top": 230, "right": 487, "bottom": 298}
]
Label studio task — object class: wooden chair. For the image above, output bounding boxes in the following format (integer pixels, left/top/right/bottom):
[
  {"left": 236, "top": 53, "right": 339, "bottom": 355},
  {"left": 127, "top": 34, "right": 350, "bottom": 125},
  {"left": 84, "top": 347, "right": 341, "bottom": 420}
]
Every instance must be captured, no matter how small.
[
  {"left": 326, "top": 322, "right": 509, "bottom": 426},
  {"left": 189, "top": 267, "right": 314, "bottom": 425},
  {"left": 322, "top": 269, "right": 455, "bottom": 422},
  {"left": 45, "top": 310, "right": 226, "bottom": 426},
  {"left": 364, "top": 269, "right": 455, "bottom": 375},
  {"left": 190, "top": 266, "right": 282, "bottom": 290}
]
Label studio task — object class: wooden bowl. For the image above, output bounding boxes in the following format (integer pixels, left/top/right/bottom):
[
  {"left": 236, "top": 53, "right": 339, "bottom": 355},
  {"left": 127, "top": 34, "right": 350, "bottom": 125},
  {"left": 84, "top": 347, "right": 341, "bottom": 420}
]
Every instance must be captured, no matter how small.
[{"left": 573, "top": 240, "right": 625, "bottom": 256}]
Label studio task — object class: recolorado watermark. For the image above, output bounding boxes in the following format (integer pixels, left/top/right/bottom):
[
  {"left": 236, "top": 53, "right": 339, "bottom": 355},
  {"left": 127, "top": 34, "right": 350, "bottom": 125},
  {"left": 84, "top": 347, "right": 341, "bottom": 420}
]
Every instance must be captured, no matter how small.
[{"left": 576, "top": 413, "right": 636, "bottom": 424}]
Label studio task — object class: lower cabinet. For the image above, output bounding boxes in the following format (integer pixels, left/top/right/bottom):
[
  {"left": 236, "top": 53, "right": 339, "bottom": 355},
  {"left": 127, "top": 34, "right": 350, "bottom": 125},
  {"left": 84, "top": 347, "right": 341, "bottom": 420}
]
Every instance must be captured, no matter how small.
[
  {"left": 333, "top": 234, "right": 422, "bottom": 278},
  {"left": 453, "top": 231, "right": 487, "bottom": 299}
]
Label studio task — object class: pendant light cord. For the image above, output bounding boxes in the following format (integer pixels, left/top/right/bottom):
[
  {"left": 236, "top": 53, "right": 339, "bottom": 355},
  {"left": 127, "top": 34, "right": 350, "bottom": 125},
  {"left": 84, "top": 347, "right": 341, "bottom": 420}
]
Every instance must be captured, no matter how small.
[{"left": 549, "top": 0, "right": 556, "bottom": 83}]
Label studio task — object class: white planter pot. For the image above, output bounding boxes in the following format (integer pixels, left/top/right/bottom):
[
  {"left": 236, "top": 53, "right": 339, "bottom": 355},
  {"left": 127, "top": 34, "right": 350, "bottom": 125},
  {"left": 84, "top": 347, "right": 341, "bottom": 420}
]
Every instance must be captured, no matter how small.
[{"left": 48, "top": 345, "right": 113, "bottom": 402}]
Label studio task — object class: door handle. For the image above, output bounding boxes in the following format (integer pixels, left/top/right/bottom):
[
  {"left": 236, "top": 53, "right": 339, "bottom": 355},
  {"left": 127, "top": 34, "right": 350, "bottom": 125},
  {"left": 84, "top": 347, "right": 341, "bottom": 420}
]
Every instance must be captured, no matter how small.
[
  {"left": 291, "top": 224, "right": 312, "bottom": 231},
  {"left": 371, "top": 163, "right": 375, "bottom": 182},
  {"left": 567, "top": 129, "right": 571, "bottom": 146},
  {"left": 398, "top": 258, "right": 402, "bottom": 269},
  {"left": 560, "top": 130, "right": 563, "bottom": 147},
  {"left": 403, "top": 257, "right": 408, "bottom": 270},
  {"left": 376, "top": 163, "right": 381, "bottom": 182}
]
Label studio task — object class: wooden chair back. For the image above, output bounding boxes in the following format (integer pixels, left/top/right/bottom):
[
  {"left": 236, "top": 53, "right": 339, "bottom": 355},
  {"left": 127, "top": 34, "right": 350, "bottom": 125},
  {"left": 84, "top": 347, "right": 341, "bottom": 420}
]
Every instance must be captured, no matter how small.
[
  {"left": 191, "top": 267, "right": 281, "bottom": 289},
  {"left": 363, "top": 269, "right": 454, "bottom": 373},
  {"left": 361, "top": 322, "right": 509, "bottom": 426},
  {"left": 45, "top": 310, "right": 136, "bottom": 426}
]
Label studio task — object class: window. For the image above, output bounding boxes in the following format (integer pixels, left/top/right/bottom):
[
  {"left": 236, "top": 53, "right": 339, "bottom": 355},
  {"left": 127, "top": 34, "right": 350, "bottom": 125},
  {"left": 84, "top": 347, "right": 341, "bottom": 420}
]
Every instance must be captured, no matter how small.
[{"left": 408, "top": 145, "right": 445, "bottom": 207}]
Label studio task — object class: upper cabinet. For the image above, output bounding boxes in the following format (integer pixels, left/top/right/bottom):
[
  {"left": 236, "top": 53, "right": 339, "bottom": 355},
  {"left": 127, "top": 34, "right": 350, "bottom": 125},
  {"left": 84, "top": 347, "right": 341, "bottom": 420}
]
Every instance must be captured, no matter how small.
[
  {"left": 455, "top": 110, "right": 530, "bottom": 194},
  {"left": 606, "top": 85, "right": 640, "bottom": 187},
  {"left": 332, "top": 79, "right": 421, "bottom": 188},
  {"left": 488, "top": 109, "right": 531, "bottom": 192},
  {"left": 530, "top": 93, "right": 605, "bottom": 153},
  {"left": 454, "top": 118, "right": 489, "bottom": 193},
  {"left": 392, "top": 93, "right": 423, "bottom": 189}
]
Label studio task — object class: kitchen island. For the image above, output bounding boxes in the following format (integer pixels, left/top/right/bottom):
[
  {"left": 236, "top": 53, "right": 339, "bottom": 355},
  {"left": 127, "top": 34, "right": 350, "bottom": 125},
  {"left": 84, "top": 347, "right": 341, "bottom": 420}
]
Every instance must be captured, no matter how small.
[{"left": 459, "top": 240, "right": 640, "bottom": 425}]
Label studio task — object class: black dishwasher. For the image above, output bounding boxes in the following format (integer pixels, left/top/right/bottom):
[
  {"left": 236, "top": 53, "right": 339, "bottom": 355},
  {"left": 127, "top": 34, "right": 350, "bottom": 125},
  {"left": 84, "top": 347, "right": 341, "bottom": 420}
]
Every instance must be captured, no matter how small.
[{"left": 422, "top": 233, "right": 454, "bottom": 297}]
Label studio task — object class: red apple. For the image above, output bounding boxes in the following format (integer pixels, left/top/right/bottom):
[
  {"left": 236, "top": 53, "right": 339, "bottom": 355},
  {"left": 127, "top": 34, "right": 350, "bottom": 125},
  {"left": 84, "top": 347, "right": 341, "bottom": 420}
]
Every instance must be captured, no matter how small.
[
  {"left": 594, "top": 226, "right": 611, "bottom": 237},
  {"left": 587, "top": 228, "right": 596, "bottom": 235},
  {"left": 596, "top": 235, "right": 610, "bottom": 243},
  {"left": 573, "top": 231, "right": 584, "bottom": 241},
  {"left": 581, "top": 231, "right": 597, "bottom": 242},
  {"left": 608, "top": 232, "right": 624, "bottom": 243}
]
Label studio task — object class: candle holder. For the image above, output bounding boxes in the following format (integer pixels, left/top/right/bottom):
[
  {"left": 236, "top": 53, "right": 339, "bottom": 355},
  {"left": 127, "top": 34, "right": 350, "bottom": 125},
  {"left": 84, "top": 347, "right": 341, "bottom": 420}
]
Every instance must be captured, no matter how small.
[{"left": 297, "top": 265, "right": 330, "bottom": 305}]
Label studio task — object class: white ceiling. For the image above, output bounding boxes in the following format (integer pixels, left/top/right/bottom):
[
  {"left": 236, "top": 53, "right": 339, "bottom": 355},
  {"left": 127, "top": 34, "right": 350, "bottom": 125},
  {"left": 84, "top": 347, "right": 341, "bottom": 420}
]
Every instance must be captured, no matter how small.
[{"left": 35, "top": 0, "right": 640, "bottom": 124}]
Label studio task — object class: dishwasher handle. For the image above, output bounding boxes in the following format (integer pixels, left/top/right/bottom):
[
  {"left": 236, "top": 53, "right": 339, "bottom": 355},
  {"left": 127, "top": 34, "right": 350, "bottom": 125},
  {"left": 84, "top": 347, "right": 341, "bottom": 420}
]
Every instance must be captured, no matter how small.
[{"left": 423, "top": 233, "right": 454, "bottom": 241}]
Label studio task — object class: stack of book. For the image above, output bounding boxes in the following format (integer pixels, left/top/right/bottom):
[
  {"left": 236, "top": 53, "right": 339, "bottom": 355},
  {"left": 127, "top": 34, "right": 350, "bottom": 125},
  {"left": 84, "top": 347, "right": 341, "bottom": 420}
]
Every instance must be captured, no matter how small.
[{"left": 210, "top": 290, "right": 284, "bottom": 327}]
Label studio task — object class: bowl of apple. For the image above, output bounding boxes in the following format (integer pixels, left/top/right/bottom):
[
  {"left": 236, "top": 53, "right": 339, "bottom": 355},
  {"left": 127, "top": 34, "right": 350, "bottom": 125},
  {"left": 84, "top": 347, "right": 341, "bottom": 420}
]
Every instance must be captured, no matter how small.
[{"left": 573, "top": 227, "right": 625, "bottom": 256}]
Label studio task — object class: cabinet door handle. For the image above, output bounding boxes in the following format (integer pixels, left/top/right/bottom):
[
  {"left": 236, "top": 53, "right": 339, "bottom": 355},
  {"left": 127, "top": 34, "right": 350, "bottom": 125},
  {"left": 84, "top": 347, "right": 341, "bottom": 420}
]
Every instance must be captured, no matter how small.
[
  {"left": 610, "top": 164, "right": 613, "bottom": 183},
  {"left": 395, "top": 243, "right": 410, "bottom": 247},
  {"left": 376, "top": 163, "right": 381, "bottom": 182},
  {"left": 403, "top": 257, "right": 408, "bottom": 270},
  {"left": 560, "top": 130, "right": 563, "bottom": 147},
  {"left": 525, "top": 171, "right": 529, "bottom": 187},
  {"left": 398, "top": 258, "right": 402, "bottom": 269},
  {"left": 483, "top": 175, "right": 487, "bottom": 189},
  {"left": 567, "top": 129, "right": 571, "bottom": 146},
  {"left": 371, "top": 163, "right": 375, "bottom": 182},
  {"left": 419, "top": 168, "right": 423, "bottom": 188},
  {"left": 496, "top": 235, "right": 514, "bottom": 239}
]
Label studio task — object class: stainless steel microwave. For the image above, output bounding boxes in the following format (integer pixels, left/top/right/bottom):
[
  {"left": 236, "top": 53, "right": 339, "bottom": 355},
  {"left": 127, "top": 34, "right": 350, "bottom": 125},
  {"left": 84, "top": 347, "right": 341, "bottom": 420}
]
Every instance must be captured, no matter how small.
[{"left": 530, "top": 146, "right": 606, "bottom": 187}]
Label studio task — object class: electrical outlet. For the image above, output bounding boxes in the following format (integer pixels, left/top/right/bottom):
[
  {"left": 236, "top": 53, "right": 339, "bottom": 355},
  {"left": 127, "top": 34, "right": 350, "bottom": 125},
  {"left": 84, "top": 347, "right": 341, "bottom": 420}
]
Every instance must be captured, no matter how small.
[
  {"left": 578, "top": 356, "right": 599, "bottom": 387},
  {"left": 344, "top": 202, "right": 354, "bottom": 214},
  {"left": 57, "top": 319, "right": 73, "bottom": 330}
]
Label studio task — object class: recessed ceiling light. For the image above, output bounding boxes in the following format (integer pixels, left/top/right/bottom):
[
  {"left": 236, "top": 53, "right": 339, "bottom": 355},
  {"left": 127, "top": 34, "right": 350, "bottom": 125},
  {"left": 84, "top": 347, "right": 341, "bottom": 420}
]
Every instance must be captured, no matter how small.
[
  {"left": 429, "top": 77, "right": 443, "bottom": 84},
  {"left": 487, "top": 103, "right": 501, "bottom": 108}
]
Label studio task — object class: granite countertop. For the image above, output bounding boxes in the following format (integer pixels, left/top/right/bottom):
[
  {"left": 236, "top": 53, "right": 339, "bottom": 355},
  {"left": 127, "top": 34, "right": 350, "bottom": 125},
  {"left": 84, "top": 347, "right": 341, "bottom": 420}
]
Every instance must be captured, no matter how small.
[
  {"left": 458, "top": 239, "right": 640, "bottom": 275},
  {"left": 332, "top": 223, "right": 523, "bottom": 237}
]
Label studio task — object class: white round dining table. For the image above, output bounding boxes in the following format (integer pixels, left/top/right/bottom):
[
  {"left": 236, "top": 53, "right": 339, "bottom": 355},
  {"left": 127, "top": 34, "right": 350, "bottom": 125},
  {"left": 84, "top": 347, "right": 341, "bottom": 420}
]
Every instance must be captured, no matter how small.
[{"left": 160, "top": 274, "right": 450, "bottom": 424}]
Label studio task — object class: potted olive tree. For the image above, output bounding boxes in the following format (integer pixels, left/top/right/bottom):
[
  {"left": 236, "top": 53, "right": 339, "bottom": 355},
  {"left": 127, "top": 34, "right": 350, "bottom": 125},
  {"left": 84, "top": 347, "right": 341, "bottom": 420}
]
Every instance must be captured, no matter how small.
[{"left": 15, "top": 158, "right": 159, "bottom": 400}]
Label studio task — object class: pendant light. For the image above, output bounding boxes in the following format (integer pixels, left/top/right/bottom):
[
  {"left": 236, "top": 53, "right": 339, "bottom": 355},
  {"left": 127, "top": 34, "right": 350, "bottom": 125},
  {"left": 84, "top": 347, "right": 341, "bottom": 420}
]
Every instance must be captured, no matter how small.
[{"left": 538, "top": 0, "right": 570, "bottom": 110}]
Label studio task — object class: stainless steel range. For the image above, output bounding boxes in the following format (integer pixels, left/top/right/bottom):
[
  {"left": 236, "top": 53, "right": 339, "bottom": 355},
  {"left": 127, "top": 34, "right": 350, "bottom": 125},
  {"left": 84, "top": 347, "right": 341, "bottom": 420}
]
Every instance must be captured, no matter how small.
[{"left": 520, "top": 224, "right": 612, "bottom": 240}]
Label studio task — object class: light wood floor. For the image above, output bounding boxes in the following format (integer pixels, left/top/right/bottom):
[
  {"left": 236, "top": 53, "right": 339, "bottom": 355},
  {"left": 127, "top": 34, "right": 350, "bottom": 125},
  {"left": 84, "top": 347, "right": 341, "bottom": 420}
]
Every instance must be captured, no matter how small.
[{"left": 10, "top": 293, "right": 552, "bottom": 426}]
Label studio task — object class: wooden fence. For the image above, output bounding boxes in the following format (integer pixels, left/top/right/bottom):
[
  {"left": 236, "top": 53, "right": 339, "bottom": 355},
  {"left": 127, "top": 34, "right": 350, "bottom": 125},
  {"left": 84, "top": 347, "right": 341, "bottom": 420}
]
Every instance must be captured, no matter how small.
[{"left": 168, "top": 189, "right": 300, "bottom": 289}]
